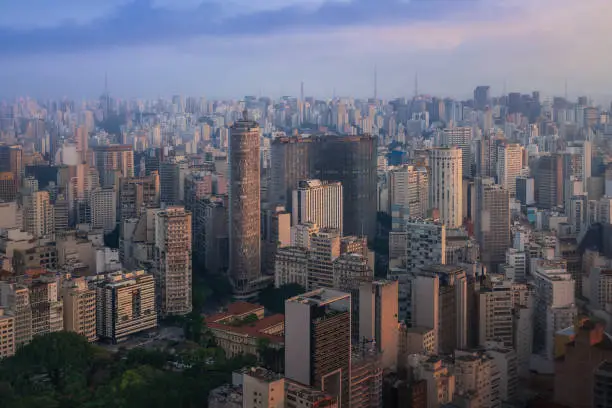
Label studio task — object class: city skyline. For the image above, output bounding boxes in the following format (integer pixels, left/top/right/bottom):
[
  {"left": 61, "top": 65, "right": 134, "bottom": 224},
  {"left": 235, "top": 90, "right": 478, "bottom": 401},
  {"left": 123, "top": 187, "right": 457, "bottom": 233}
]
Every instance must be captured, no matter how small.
[{"left": 1, "top": 0, "right": 611, "bottom": 100}]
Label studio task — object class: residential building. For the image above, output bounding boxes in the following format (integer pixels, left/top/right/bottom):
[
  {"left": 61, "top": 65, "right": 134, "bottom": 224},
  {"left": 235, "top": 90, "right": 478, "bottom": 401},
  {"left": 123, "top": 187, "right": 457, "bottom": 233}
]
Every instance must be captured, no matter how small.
[
  {"left": 23, "top": 190, "right": 54, "bottom": 238},
  {"left": 292, "top": 180, "right": 343, "bottom": 234},
  {"left": 118, "top": 172, "right": 160, "bottom": 222},
  {"left": 478, "top": 278, "right": 514, "bottom": 347},
  {"left": 496, "top": 143, "right": 523, "bottom": 197},
  {"left": 440, "top": 127, "right": 472, "bottom": 178},
  {"left": 29, "top": 275, "right": 63, "bottom": 337},
  {"left": 93, "top": 144, "right": 134, "bottom": 188},
  {"left": 62, "top": 276, "right": 97, "bottom": 342},
  {"left": 229, "top": 115, "right": 264, "bottom": 297},
  {"left": 475, "top": 178, "right": 510, "bottom": 272},
  {"left": 0, "top": 283, "right": 31, "bottom": 348},
  {"left": 95, "top": 270, "right": 157, "bottom": 344},
  {"left": 0, "top": 309, "right": 15, "bottom": 359},
  {"left": 388, "top": 165, "right": 429, "bottom": 230},
  {"left": 241, "top": 367, "right": 285, "bottom": 408},
  {"left": 429, "top": 147, "right": 463, "bottom": 228},
  {"left": 90, "top": 187, "right": 117, "bottom": 233},
  {"left": 154, "top": 207, "right": 192, "bottom": 316}
]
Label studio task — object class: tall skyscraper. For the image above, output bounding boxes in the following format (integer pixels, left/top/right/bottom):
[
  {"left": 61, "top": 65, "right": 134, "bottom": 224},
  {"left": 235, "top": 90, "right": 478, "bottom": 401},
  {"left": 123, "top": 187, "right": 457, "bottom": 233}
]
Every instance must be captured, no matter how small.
[
  {"left": 118, "top": 172, "right": 161, "bottom": 222},
  {"left": 474, "top": 86, "right": 491, "bottom": 110},
  {"left": 429, "top": 147, "right": 463, "bottom": 228},
  {"left": 441, "top": 127, "right": 472, "bottom": 178},
  {"left": 292, "top": 179, "right": 343, "bottom": 234},
  {"left": 496, "top": 143, "right": 523, "bottom": 197},
  {"left": 535, "top": 154, "right": 563, "bottom": 209},
  {"left": 154, "top": 207, "right": 192, "bottom": 316},
  {"left": 93, "top": 145, "right": 134, "bottom": 188},
  {"left": 359, "top": 280, "right": 399, "bottom": 370},
  {"left": 23, "top": 190, "right": 54, "bottom": 238},
  {"left": 271, "top": 135, "right": 377, "bottom": 242},
  {"left": 475, "top": 178, "right": 510, "bottom": 272},
  {"left": 229, "top": 114, "right": 263, "bottom": 297},
  {"left": 388, "top": 165, "right": 429, "bottom": 230},
  {"left": 285, "top": 288, "right": 352, "bottom": 408},
  {"left": 90, "top": 187, "right": 117, "bottom": 233}
]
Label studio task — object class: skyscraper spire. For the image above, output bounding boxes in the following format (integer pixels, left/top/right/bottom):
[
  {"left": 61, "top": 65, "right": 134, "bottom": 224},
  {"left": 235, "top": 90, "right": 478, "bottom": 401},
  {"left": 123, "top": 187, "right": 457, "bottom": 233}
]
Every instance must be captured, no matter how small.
[
  {"left": 374, "top": 65, "right": 378, "bottom": 101},
  {"left": 414, "top": 72, "right": 419, "bottom": 98}
]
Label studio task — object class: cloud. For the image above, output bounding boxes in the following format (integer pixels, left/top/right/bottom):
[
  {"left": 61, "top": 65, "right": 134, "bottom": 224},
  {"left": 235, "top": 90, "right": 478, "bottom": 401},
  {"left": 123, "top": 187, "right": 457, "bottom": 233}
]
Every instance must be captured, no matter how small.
[
  {"left": 0, "top": 0, "right": 611, "bottom": 101},
  {"left": 0, "top": 0, "right": 485, "bottom": 55}
]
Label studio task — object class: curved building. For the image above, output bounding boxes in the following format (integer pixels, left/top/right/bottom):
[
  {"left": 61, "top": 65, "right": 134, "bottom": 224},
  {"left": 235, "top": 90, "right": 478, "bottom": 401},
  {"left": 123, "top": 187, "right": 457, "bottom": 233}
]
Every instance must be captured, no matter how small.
[{"left": 229, "top": 115, "right": 262, "bottom": 296}]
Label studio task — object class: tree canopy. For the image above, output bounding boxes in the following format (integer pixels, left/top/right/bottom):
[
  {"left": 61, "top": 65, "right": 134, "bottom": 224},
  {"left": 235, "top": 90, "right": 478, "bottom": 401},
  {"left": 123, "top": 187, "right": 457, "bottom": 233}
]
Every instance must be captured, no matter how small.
[
  {"left": 258, "top": 283, "right": 306, "bottom": 314},
  {"left": 0, "top": 331, "right": 257, "bottom": 408}
]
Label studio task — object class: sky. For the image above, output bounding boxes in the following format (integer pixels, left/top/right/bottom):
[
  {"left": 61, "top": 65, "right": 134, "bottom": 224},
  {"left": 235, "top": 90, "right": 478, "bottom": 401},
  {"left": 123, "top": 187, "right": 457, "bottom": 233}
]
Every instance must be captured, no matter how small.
[{"left": 0, "top": 0, "right": 610, "bottom": 101}]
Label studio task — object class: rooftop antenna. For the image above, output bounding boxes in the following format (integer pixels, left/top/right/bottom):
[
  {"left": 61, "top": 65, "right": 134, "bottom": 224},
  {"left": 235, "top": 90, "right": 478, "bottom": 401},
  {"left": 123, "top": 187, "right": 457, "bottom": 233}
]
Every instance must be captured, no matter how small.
[
  {"left": 374, "top": 65, "right": 378, "bottom": 101},
  {"left": 414, "top": 72, "right": 419, "bottom": 98},
  {"left": 300, "top": 81, "right": 304, "bottom": 102},
  {"left": 564, "top": 79, "right": 568, "bottom": 100}
]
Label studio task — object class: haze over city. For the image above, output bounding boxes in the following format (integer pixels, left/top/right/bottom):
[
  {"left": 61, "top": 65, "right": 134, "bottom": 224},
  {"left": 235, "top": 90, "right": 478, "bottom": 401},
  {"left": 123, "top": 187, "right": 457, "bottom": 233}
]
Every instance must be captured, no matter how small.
[{"left": 1, "top": 0, "right": 612, "bottom": 100}]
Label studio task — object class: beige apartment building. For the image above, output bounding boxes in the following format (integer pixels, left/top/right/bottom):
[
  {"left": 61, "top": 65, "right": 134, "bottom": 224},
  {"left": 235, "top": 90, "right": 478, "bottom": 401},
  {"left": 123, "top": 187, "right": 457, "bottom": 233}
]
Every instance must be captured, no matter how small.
[{"left": 63, "top": 276, "right": 97, "bottom": 342}]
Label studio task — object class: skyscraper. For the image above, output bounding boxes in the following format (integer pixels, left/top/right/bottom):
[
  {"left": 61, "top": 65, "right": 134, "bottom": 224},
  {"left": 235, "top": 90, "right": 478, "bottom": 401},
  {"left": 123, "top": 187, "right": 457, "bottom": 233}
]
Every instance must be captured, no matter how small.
[
  {"left": 429, "top": 147, "right": 463, "bottom": 228},
  {"left": 0, "top": 144, "right": 23, "bottom": 186},
  {"left": 475, "top": 178, "right": 510, "bottom": 272},
  {"left": 93, "top": 145, "right": 134, "bottom": 188},
  {"left": 388, "top": 165, "right": 429, "bottom": 230},
  {"left": 441, "top": 127, "right": 472, "bottom": 178},
  {"left": 154, "top": 207, "right": 192, "bottom": 316},
  {"left": 474, "top": 86, "right": 491, "bottom": 110},
  {"left": 496, "top": 143, "right": 523, "bottom": 197},
  {"left": 535, "top": 154, "right": 564, "bottom": 209},
  {"left": 229, "top": 114, "right": 263, "bottom": 297},
  {"left": 23, "top": 190, "right": 54, "bottom": 238},
  {"left": 292, "top": 179, "right": 343, "bottom": 234},
  {"left": 285, "top": 288, "right": 352, "bottom": 408}
]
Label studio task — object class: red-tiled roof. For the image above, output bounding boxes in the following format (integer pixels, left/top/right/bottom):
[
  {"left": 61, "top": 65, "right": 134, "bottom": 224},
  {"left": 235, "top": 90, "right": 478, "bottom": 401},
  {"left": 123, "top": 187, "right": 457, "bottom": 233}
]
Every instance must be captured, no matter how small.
[
  {"left": 206, "top": 313, "right": 285, "bottom": 344},
  {"left": 227, "top": 301, "right": 263, "bottom": 316}
]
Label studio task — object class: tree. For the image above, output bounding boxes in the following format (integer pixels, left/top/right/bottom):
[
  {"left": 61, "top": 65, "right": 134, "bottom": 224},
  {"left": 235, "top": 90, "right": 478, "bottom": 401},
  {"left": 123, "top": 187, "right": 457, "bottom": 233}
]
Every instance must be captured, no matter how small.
[
  {"left": 0, "top": 332, "right": 95, "bottom": 395},
  {"left": 258, "top": 283, "right": 305, "bottom": 314}
]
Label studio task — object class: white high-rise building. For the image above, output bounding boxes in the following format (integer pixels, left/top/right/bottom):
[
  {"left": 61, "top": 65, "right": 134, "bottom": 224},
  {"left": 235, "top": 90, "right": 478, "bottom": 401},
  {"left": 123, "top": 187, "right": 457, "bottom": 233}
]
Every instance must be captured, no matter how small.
[
  {"left": 497, "top": 143, "right": 523, "bottom": 197},
  {"left": 154, "top": 207, "right": 192, "bottom": 316},
  {"left": 532, "top": 259, "right": 576, "bottom": 371},
  {"left": 441, "top": 127, "right": 472, "bottom": 178},
  {"left": 292, "top": 180, "right": 343, "bottom": 234},
  {"left": 388, "top": 165, "right": 429, "bottom": 230},
  {"left": 429, "top": 147, "right": 463, "bottom": 228},
  {"left": 23, "top": 190, "right": 54, "bottom": 238}
]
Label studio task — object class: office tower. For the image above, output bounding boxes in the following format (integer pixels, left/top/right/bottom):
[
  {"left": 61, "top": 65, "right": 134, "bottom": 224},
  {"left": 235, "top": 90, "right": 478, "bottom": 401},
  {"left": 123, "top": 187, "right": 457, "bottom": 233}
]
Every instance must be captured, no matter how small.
[
  {"left": 159, "top": 159, "right": 189, "bottom": 206},
  {"left": 503, "top": 248, "right": 527, "bottom": 282},
  {"left": 429, "top": 147, "right": 463, "bottom": 228},
  {"left": 292, "top": 180, "right": 343, "bottom": 234},
  {"left": 0, "top": 144, "right": 23, "bottom": 185},
  {"left": 200, "top": 197, "right": 230, "bottom": 274},
  {"left": 476, "top": 178, "right": 510, "bottom": 272},
  {"left": 285, "top": 288, "right": 351, "bottom": 408},
  {"left": 454, "top": 350, "right": 501, "bottom": 408},
  {"left": 23, "top": 190, "right": 54, "bottom": 238},
  {"left": 229, "top": 115, "right": 263, "bottom": 297},
  {"left": 271, "top": 135, "right": 377, "bottom": 241},
  {"left": 388, "top": 165, "right": 428, "bottom": 230},
  {"left": 359, "top": 280, "right": 399, "bottom": 370},
  {"left": 532, "top": 259, "right": 576, "bottom": 368},
  {"left": 0, "top": 283, "right": 32, "bottom": 348},
  {"left": 261, "top": 205, "right": 291, "bottom": 274},
  {"left": 54, "top": 194, "right": 69, "bottom": 235},
  {"left": 270, "top": 136, "right": 312, "bottom": 211},
  {"left": 0, "top": 172, "right": 17, "bottom": 201},
  {"left": 90, "top": 187, "right": 117, "bottom": 233},
  {"left": 154, "top": 207, "right": 192, "bottom": 316},
  {"left": 497, "top": 143, "right": 522, "bottom": 197},
  {"left": 516, "top": 177, "right": 535, "bottom": 205},
  {"left": 96, "top": 270, "right": 157, "bottom": 344},
  {"left": 566, "top": 140, "right": 592, "bottom": 187},
  {"left": 118, "top": 172, "right": 160, "bottom": 222},
  {"left": 441, "top": 127, "right": 472, "bottom": 178},
  {"left": 62, "top": 277, "right": 97, "bottom": 342},
  {"left": 412, "top": 265, "right": 468, "bottom": 354},
  {"left": 478, "top": 278, "right": 514, "bottom": 346},
  {"left": 474, "top": 86, "right": 490, "bottom": 110},
  {"left": 535, "top": 154, "right": 563, "bottom": 209},
  {"left": 93, "top": 145, "right": 134, "bottom": 188},
  {"left": 314, "top": 135, "right": 377, "bottom": 241},
  {"left": 29, "top": 276, "right": 63, "bottom": 337},
  {"left": 241, "top": 367, "right": 285, "bottom": 408}
]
